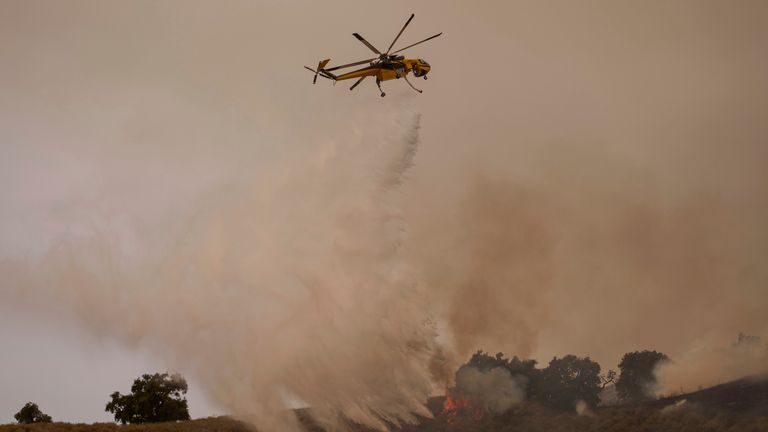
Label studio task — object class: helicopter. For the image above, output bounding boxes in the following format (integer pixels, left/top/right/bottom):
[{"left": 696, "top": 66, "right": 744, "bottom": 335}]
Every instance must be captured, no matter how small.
[{"left": 304, "top": 14, "right": 441, "bottom": 97}]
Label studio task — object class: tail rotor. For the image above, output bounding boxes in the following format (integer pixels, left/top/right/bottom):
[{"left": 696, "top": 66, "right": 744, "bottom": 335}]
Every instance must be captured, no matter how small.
[{"left": 305, "top": 59, "right": 332, "bottom": 84}]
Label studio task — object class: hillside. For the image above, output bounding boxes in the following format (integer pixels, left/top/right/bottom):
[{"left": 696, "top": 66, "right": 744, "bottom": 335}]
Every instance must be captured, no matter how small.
[
  {"left": 3, "top": 377, "right": 767, "bottom": 432},
  {"left": 648, "top": 375, "right": 768, "bottom": 415}
]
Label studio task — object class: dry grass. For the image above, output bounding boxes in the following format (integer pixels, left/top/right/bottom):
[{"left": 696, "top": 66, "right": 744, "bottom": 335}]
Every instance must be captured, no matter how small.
[
  {"left": 4, "top": 407, "right": 766, "bottom": 432},
  {"left": 0, "top": 417, "right": 253, "bottom": 432}
]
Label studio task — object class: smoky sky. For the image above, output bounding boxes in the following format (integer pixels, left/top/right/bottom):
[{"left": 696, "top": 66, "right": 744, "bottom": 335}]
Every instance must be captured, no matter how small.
[{"left": 2, "top": 0, "right": 768, "bottom": 429}]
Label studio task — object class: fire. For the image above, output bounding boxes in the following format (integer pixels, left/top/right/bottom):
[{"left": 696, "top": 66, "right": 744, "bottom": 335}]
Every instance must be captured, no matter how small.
[
  {"left": 442, "top": 390, "right": 468, "bottom": 421},
  {"left": 442, "top": 389, "right": 484, "bottom": 423}
]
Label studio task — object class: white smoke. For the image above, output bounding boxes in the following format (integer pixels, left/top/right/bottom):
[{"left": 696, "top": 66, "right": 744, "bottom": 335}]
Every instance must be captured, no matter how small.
[
  {"left": 454, "top": 366, "right": 525, "bottom": 414},
  {"left": 574, "top": 400, "right": 593, "bottom": 417},
  {"left": 660, "top": 399, "right": 688, "bottom": 415},
  {"left": 656, "top": 334, "right": 768, "bottom": 396}
]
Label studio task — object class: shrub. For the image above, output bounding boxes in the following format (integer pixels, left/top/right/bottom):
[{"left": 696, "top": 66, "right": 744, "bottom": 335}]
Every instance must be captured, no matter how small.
[{"left": 14, "top": 402, "right": 52, "bottom": 424}]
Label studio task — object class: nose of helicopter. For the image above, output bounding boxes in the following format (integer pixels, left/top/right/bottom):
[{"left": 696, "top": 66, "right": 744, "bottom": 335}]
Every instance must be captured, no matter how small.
[{"left": 413, "top": 59, "right": 431, "bottom": 77}]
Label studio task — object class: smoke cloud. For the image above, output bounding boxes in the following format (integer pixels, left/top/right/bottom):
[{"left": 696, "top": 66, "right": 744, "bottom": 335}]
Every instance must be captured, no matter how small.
[
  {"left": 657, "top": 335, "right": 768, "bottom": 395},
  {"left": 454, "top": 366, "right": 526, "bottom": 415},
  {"left": 574, "top": 400, "right": 593, "bottom": 417},
  {"left": 2, "top": 0, "right": 768, "bottom": 428}
]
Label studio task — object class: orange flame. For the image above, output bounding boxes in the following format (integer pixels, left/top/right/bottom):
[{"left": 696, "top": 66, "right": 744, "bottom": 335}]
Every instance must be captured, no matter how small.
[{"left": 442, "top": 389, "right": 484, "bottom": 423}]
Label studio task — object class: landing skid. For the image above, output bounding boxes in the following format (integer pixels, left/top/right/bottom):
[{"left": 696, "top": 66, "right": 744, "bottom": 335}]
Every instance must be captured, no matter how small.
[
  {"left": 376, "top": 78, "right": 386, "bottom": 97},
  {"left": 375, "top": 75, "right": 423, "bottom": 97},
  {"left": 403, "top": 74, "right": 423, "bottom": 94}
]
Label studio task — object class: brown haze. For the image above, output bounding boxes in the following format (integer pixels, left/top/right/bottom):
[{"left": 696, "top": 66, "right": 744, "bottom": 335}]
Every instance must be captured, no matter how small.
[{"left": 1, "top": 0, "right": 767, "bottom": 430}]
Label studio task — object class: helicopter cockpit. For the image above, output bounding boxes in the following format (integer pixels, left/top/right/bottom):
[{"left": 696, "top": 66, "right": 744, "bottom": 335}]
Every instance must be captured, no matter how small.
[{"left": 412, "top": 59, "right": 431, "bottom": 78}]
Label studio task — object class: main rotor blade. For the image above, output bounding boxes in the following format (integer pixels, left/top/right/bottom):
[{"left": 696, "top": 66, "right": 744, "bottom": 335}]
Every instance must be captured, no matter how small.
[
  {"left": 324, "top": 58, "right": 376, "bottom": 72},
  {"left": 391, "top": 32, "right": 443, "bottom": 55},
  {"left": 352, "top": 33, "right": 382, "bottom": 55},
  {"left": 349, "top": 76, "right": 366, "bottom": 91},
  {"left": 386, "top": 13, "right": 415, "bottom": 55}
]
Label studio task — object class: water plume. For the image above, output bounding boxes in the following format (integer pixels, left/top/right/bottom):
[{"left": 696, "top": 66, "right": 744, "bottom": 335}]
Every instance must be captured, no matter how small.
[{"left": 2, "top": 113, "right": 442, "bottom": 431}]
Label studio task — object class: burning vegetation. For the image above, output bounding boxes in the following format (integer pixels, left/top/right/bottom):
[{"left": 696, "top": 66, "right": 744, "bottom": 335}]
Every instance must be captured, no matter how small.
[{"left": 441, "top": 390, "right": 483, "bottom": 424}]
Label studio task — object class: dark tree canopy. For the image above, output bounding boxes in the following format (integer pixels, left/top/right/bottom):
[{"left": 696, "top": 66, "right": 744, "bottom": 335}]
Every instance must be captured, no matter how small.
[
  {"left": 733, "top": 332, "right": 766, "bottom": 351},
  {"left": 14, "top": 402, "right": 52, "bottom": 424},
  {"left": 616, "top": 350, "right": 670, "bottom": 403},
  {"left": 535, "top": 355, "right": 603, "bottom": 410},
  {"left": 105, "top": 373, "right": 191, "bottom": 424}
]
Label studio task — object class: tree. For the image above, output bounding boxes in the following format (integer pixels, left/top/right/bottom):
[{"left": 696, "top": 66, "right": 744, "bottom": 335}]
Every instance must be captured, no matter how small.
[
  {"left": 14, "top": 402, "right": 52, "bottom": 424},
  {"left": 535, "top": 355, "right": 603, "bottom": 410},
  {"left": 733, "top": 332, "right": 762, "bottom": 347},
  {"left": 504, "top": 355, "right": 541, "bottom": 399},
  {"left": 106, "top": 373, "right": 191, "bottom": 424},
  {"left": 600, "top": 369, "right": 617, "bottom": 389},
  {"left": 733, "top": 332, "right": 767, "bottom": 353},
  {"left": 465, "top": 351, "right": 508, "bottom": 371},
  {"left": 616, "top": 350, "right": 670, "bottom": 404}
]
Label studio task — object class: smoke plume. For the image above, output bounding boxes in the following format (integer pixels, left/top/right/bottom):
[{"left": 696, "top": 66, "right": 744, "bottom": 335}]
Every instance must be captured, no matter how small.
[
  {"left": 454, "top": 366, "right": 526, "bottom": 415},
  {"left": 656, "top": 334, "right": 768, "bottom": 395}
]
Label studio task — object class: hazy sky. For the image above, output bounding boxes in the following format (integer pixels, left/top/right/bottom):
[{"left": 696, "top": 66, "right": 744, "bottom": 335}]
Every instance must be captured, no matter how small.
[{"left": 1, "top": 0, "right": 767, "bottom": 427}]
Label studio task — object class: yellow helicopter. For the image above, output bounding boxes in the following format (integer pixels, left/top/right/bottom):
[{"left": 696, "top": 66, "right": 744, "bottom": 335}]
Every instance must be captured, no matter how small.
[{"left": 305, "top": 14, "right": 441, "bottom": 97}]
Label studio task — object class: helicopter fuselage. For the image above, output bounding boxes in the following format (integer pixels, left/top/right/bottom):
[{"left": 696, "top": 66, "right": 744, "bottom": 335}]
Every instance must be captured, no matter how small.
[{"left": 334, "top": 58, "right": 431, "bottom": 82}]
